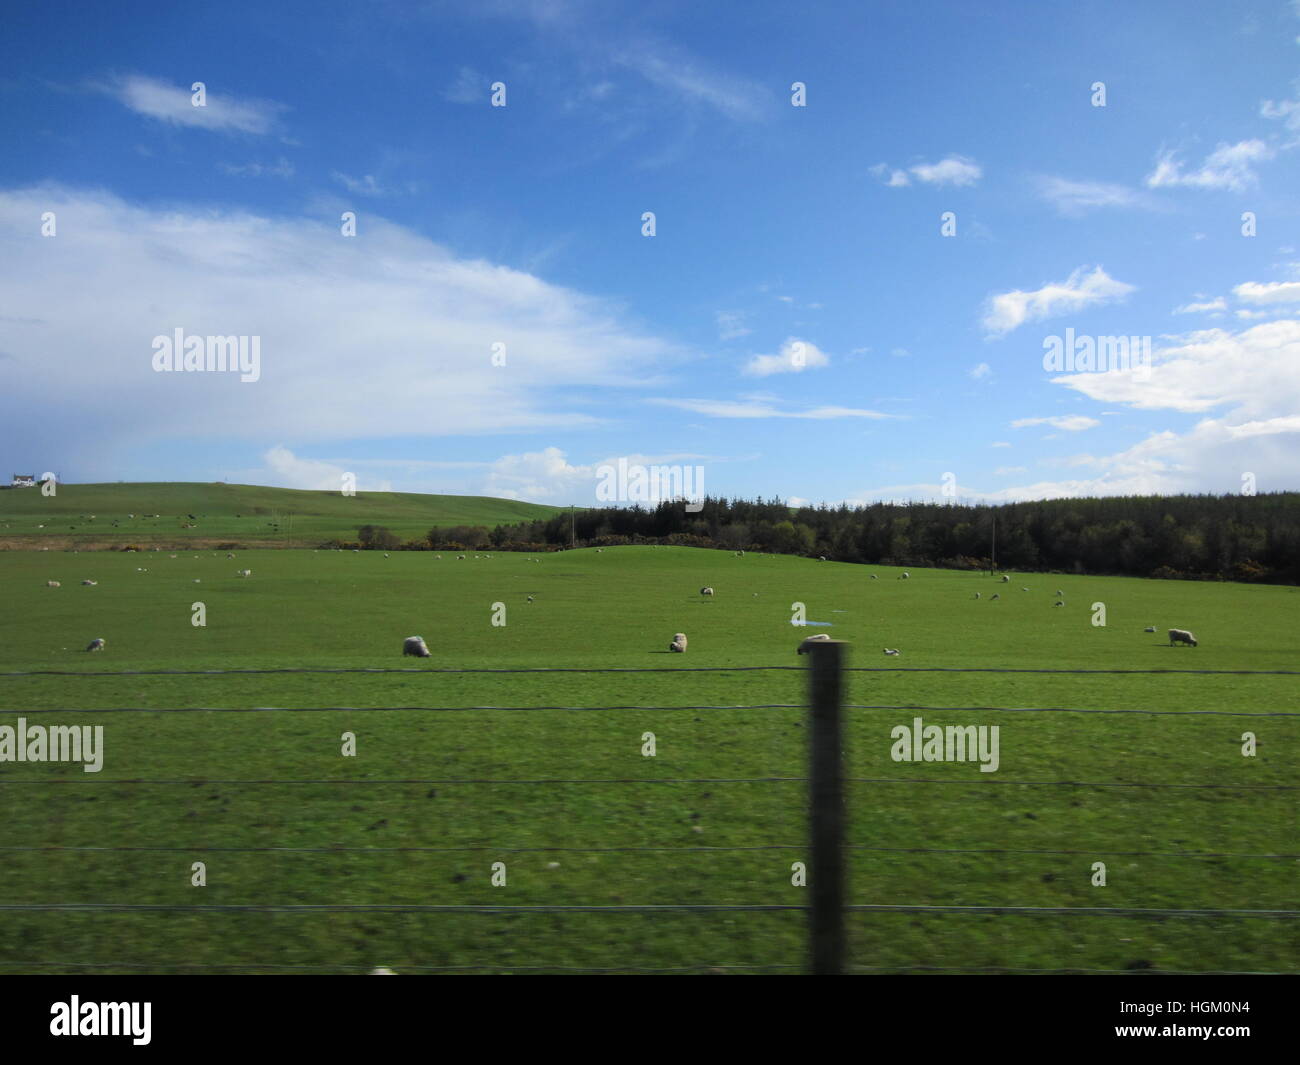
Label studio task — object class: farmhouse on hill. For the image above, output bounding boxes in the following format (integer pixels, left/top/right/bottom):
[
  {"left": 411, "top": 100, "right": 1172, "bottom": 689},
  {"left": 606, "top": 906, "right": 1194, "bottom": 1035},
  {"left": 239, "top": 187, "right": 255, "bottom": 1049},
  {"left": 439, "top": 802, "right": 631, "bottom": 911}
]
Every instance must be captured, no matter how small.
[{"left": 9, "top": 474, "right": 37, "bottom": 488}]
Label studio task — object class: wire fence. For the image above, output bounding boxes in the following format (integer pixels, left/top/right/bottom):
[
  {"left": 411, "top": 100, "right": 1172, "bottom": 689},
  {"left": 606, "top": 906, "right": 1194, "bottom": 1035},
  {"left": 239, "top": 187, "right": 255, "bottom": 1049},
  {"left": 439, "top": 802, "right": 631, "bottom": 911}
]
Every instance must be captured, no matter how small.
[{"left": 1, "top": 655, "right": 1296, "bottom": 974}]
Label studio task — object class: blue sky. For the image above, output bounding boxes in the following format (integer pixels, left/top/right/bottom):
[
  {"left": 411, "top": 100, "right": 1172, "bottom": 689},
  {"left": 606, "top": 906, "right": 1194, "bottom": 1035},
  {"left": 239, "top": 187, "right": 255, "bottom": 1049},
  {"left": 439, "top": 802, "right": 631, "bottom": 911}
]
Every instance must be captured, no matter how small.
[{"left": 2, "top": 0, "right": 1299, "bottom": 505}]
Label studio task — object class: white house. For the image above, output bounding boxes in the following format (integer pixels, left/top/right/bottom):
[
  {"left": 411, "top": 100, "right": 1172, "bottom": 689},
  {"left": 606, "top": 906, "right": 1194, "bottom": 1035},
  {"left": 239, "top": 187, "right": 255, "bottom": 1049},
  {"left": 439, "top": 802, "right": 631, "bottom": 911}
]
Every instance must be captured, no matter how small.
[{"left": 10, "top": 474, "right": 36, "bottom": 488}]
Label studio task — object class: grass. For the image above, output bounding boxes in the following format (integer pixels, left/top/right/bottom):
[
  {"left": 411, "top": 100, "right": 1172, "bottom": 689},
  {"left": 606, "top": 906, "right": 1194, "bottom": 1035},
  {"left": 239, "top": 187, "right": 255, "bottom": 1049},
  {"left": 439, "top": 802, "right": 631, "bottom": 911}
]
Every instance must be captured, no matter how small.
[
  {"left": 0, "top": 545, "right": 1296, "bottom": 974},
  {"left": 0, "top": 482, "right": 565, "bottom": 549}
]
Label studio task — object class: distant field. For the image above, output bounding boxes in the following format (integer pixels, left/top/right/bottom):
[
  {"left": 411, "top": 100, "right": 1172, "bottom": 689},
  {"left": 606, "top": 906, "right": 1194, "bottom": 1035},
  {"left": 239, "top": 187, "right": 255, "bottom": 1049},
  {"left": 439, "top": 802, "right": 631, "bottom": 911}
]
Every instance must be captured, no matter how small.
[
  {"left": 0, "top": 482, "right": 565, "bottom": 548},
  {"left": 0, "top": 546, "right": 1295, "bottom": 974}
]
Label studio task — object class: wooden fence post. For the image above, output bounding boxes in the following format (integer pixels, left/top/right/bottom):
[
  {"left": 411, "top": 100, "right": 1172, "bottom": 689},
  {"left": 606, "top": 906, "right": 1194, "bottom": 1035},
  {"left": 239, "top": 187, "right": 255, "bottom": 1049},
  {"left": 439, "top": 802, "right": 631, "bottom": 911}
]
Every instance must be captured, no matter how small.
[{"left": 808, "top": 639, "right": 846, "bottom": 974}]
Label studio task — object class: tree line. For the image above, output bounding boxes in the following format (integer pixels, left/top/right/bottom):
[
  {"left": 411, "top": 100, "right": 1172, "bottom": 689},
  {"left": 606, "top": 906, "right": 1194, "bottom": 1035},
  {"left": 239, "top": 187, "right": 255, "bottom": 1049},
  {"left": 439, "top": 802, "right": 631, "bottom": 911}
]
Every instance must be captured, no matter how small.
[{"left": 341, "top": 493, "right": 1299, "bottom": 583}]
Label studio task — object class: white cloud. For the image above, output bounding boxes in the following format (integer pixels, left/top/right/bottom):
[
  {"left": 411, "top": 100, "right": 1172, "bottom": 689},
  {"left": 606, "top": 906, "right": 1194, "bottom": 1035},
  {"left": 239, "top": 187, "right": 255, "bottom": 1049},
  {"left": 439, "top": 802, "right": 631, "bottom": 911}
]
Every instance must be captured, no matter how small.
[
  {"left": 651, "top": 397, "right": 890, "bottom": 420},
  {"left": 331, "top": 171, "right": 389, "bottom": 196},
  {"left": 994, "top": 465, "right": 1027, "bottom": 475},
  {"left": 991, "top": 441, "right": 1011, "bottom": 448},
  {"left": 1145, "top": 140, "right": 1274, "bottom": 192},
  {"left": 101, "top": 74, "right": 285, "bottom": 135},
  {"left": 611, "top": 42, "right": 769, "bottom": 121},
  {"left": 716, "top": 311, "right": 751, "bottom": 340},
  {"left": 0, "top": 185, "right": 681, "bottom": 462},
  {"left": 220, "top": 158, "right": 295, "bottom": 179},
  {"left": 237, "top": 446, "right": 393, "bottom": 492},
  {"left": 873, "top": 155, "right": 981, "bottom": 188},
  {"left": 969, "top": 362, "right": 992, "bottom": 379},
  {"left": 443, "top": 67, "right": 485, "bottom": 105},
  {"left": 1035, "top": 177, "right": 1145, "bottom": 214},
  {"left": 481, "top": 447, "right": 711, "bottom": 502},
  {"left": 1174, "top": 297, "right": 1227, "bottom": 314},
  {"left": 743, "top": 337, "right": 829, "bottom": 376},
  {"left": 983, "top": 265, "right": 1135, "bottom": 336},
  {"left": 1011, "top": 415, "right": 1101, "bottom": 432},
  {"left": 1233, "top": 280, "right": 1300, "bottom": 304},
  {"left": 1048, "top": 319, "right": 1300, "bottom": 418}
]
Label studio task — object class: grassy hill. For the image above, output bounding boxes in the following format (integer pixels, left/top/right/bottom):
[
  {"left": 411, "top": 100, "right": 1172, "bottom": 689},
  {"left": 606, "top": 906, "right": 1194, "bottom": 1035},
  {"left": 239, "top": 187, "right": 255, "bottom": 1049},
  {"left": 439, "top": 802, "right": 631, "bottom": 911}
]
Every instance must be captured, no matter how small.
[
  {"left": 0, "top": 482, "right": 566, "bottom": 548},
  {"left": 0, "top": 545, "right": 1295, "bottom": 973}
]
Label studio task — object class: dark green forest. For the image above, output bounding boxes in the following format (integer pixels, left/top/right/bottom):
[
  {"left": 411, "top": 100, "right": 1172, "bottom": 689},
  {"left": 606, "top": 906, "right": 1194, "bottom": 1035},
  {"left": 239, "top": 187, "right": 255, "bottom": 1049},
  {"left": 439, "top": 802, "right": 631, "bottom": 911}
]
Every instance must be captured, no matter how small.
[{"left": 415, "top": 493, "right": 1300, "bottom": 583}]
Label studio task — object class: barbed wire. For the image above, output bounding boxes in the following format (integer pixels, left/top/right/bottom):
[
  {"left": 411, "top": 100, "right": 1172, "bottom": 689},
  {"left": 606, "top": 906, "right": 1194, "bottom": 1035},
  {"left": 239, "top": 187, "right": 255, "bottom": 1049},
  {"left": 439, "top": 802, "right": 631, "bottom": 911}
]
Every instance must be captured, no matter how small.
[
  {"left": 0, "top": 776, "right": 1291, "bottom": 789},
  {"left": 0, "top": 902, "right": 1294, "bottom": 917},
  {"left": 2, "top": 666, "right": 1296, "bottom": 677},
  {"left": 1, "top": 844, "right": 1293, "bottom": 859},
  {"left": 5, "top": 701, "right": 1296, "bottom": 715}
]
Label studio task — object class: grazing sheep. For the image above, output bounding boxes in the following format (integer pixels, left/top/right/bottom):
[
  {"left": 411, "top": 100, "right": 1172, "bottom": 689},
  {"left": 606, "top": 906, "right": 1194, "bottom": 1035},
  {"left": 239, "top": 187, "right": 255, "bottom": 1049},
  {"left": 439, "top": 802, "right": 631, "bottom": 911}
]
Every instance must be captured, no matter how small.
[
  {"left": 669, "top": 633, "right": 688, "bottom": 653},
  {"left": 1001, "top": 575, "right": 1010, "bottom": 583},
  {"left": 870, "top": 574, "right": 878, "bottom": 580},
  {"left": 237, "top": 569, "right": 251, "bottom": 578},
  {"left": 1144, "top": 626, "right": 1157, "bottom": 633},
  {"left": 900, "top": 572, "right": 910, "bottom": 580},
  {"left": 990, "top": 593, "right": 1000, "bottom": 601},
  {"left": 797, "top": 634, "right": 832, "bottom": 655},
  {"left": 819, "top": 556, "right": 826, "bottom": 561},
  {"left": 973, "top": 592, "right": 981, "bottom": 599},
  {"left": 596, "top": 548, "right": 603, "bottom": 553},
  {"left": 384, "top": 553, "right": 390, "bottom": 558},
  {"left": 457, "top": 555, "right": 465, "bottom": 560},
  {"left": 1168, "top": 628, "right": 1198, "bottom": 647},
  {"left": 46, "top": 580, "right": 60, "bottom": 588},
  {"left": 85, "top": 638, "right": 106, "bottom": 652},
  {"left": 736, "top": 550, "right": 744, "bottom": 556},
  {"left": 1021, "top": 587, "right": 1030, "bottom": 592},
  {"left": 883, "top": 648, "right": 900, "bottom": 656},
  {"left": 700, "top": 587, "right": 714, "bottom": 597},
  {"left": 526, "top": 595, "right": 535, "bottom": 603},
  {"left": 1056, "top": 589, "right": 1064, "bottom": 596},
  {"left": 226, "top": 553, "right": 235, "bottom": 559},
  {"left": 81, "top": 579, "right": 97, "bottom": 586},
  {"left": 1054, "top": 601, "right": 1064, "bottom": 607},
  {"left": 402, "top": 636, "right": 431, "bottom": 658}
]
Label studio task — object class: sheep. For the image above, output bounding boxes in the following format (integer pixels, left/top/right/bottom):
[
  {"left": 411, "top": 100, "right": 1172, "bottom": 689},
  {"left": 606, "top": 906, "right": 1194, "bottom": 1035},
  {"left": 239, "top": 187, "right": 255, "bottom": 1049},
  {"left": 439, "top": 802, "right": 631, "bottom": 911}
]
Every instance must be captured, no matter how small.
[
  {"left": 700, "top": 587, "right": 714, "bottom": 597},
  {"left": 81, "top": 579, "right": 97, "bottom": 586},
  {"left": 457, "top": 555, "right": 465, "bottom": 560},
  {"left": 46, "top": 580, "right": 60, "bottom": 588},
  {"left": 870, "top": 574, "right": 878, "bottom": 580},
  {"left": 900, "top": 572, "right": 910, "bottom": 579},
  {"left": 1144, "top": 626, "right": 1157, "bottom": 633},
  {"left": 990, "top": 593, "right": 1000, "bottom": 601},
  {"left": 818, "top": 556, "right": 826, "bottom": 561},
  {"left": 1056, "top": 589, "right": 1064, "bottom": 596},
  {"left": 226, "top": 553, "right": 235, "bottom": 559},
  {"left": 973, "top": 592, "right": 981, "bottom": 599},
  {"left": 1021, "top": 587, "right": 1030, "bottom": 592},
  {"left": 883, "top": 648, "right": 900, "bottom": 656},
  {"left": 402, "top": 635, "right": 432, "bottom": 658},
  {"left": 526, "top": 595, "right": 535, "bottom": 603},
  {"left": 1001, "top": 575, "right": 1010, "bottom": 583},
  {"left": 1168, "top": 628, "right": 1198, "bottom": 647},
  {"left": 669, "top": 633, "right": 688, "bottom": 653},
  {"left": 736, "top": 550, "right": 744, "bottom": 556},
  {"left": 1054, "top": 601, "right": 1064, "bottom": 607},
  {"left": 85, "top": 638, "right": 106, "bottom": 652},
  {"left": 797, "top": 634, "right": 832, "bottom": 655},
  {"left": 237, "top": 569, "right": 251, "bottom": 578}
]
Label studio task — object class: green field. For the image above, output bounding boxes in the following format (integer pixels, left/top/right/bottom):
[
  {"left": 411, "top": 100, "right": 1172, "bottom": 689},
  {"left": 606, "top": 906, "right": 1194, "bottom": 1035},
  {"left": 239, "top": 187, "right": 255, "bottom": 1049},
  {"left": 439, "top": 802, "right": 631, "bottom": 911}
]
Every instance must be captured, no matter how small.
[
  {"left": 0, "top": 545, "right": 1296, "bottom": 974},
  {"left": 0, "top": 482, "right": 565, "bottom": 549}
]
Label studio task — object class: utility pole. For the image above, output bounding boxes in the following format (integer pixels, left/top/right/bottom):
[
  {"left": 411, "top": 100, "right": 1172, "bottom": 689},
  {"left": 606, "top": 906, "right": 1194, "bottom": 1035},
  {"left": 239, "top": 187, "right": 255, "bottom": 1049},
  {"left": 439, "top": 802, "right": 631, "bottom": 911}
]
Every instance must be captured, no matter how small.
[
  {"left": 991, "top": 511, "right": 997, "bottom": 575},
  {"left": 570, "top": 504, "right": 575, "bottom": 549}
]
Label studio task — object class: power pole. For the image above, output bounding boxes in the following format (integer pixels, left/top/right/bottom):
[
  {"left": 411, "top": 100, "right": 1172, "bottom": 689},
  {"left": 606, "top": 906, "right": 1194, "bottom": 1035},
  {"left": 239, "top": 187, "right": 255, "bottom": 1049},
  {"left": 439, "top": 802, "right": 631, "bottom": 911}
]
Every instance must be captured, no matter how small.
[
  {"left": 991, "top": 512, "right": 997, "bottom": 575},
  {"left": 570, "top": 505, "right": 575, "bottom": 549}
]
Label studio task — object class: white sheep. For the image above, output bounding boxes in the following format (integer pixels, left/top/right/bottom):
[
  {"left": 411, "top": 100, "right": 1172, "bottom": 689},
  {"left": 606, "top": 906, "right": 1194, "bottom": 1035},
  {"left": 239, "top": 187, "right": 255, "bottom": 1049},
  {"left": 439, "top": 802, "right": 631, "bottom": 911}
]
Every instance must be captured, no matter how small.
[
  {"left": 46, "top": 580, "right": 60, "bottom": 588},
  {"left": 1144, "top": 626, "right": 1157, "bottom": 633},
  {"left": 81, "top": 579, "right": 97, "bottom": 586},
  {"left": 526, "top": 595, "right": 535, "bottom": 603},
  {"left": 1054, "top": 601, "right": 1064, "bottom": 607},
  {"left": 870, "top": 574, "right": 877, "bottom": 580},
  {"left": 819, "top": 556, "right": 826, "bottom": 561},
  {"left": 1168, "top": 628, "right": 1198, "bottom": 647},
  {"left": 990, "top": 593, "right": 999, "bottom": 600},
  {"left": 85, "top": 638, "right": 106, "bottom": 652},
  {"left": 883, "top": 648, "right": 900, "bottom": 656},
  {"left": 403, "top": 635, "right": 432, "bottom": 658},
  {"left": 973, "top": 592, "right": 981, "bottom": 599},
  {"left": 669, "top": 633, "right": 688, "bottom": 653},
  {"left": 700, "top": 587, "right": 714, "bottom": 597},
  {"left": 237, "top": 569, "right": 252, "bottom": 578},
  {"left": 797, "top": 634, "right": 832, "bottom": 654},
  {"left": 1001, "top": 575, "right": 1010, "bottom": 583},
  {"left": 1056, "top": 589, "right": 1064, "bottom": 596},
  {"left": 900, "top": 572, "right": 910, "bottom": 580}
]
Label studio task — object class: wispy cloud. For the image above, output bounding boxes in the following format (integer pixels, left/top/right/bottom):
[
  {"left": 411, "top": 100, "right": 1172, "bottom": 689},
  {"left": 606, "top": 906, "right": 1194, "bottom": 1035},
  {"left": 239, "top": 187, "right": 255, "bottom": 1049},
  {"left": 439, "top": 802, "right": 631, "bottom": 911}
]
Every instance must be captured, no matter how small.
[
  {"left": 1011, "top": 415, "right": 1101, "bottom": 432},
  {"left": 1145, "top": 140, "right": 1274, "bottom": 192},
  {"left": 651, "top": 397, "right": 890, "bottom": 420},
  {"left": 716, "top": 311, "right": 751, "bottom": 340},
  {"left": 983, "top": 265, "right": 1135, "bottom": 336},
  {"left": 331, "top": 171, "right": 390, "bottom": 197},
  {"left": 1174, "top": 296, "right": 1227, "bottom": 315},
  {"left": 742, "top": 337, "right": 829, "bottom": 377},
  {"left": 220, "top": 158, "right": 294, "bottom": 179},
  {"left": 443, "top": 66, "right": 485, "bottom": 105},
  {"left": 872, "top": 155, "right": 982, "bottom": 188},
  {"left": 611, "top": 41, "right": 769, "bottom": 121},
  {"left": 1035, "top": 176, "right": 1147, "bottom": 215},
  {"left": 100, "top": 74, "right": 285, "bottom": 135}
]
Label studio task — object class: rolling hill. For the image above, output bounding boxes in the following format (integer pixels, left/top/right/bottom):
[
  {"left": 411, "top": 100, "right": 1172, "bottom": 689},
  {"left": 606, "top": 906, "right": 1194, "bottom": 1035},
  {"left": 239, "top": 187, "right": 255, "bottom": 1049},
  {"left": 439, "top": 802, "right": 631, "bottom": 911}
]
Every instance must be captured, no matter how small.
[{"left": 0, "top": 482, "right": 566, "bottom": 548}]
